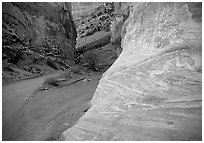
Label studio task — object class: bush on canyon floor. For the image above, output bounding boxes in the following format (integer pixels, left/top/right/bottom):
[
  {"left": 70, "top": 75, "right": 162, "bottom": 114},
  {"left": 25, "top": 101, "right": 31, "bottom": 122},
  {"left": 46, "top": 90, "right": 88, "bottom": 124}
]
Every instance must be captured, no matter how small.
[
  {"left": 46, "top": 58, "right": 59, "bottom": 70},
  {"left": 3, "top": 66, "right": 15, "bottom": 72},
  {"left": 70, "top": 65, "right": 81, "bottom": 74},
  {"left": 6, "top": 49, "right": 24, "bottom": 65},
  {"left": 44, "top": 77, "right": 59, "bottom": 87},
  {"left": 84, "top": 51, "right": 99, "bottom": 71},
  {"left": 60, "top": 70, "right": 72, "bottom": 78}
]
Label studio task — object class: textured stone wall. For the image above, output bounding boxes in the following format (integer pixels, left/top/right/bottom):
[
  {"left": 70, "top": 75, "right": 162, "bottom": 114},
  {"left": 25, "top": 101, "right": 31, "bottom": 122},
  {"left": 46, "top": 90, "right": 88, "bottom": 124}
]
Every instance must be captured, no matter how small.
[
  {"left": 61, "top": 2, "right": 202, "bottom": 141},
  {"left": 2, "top": 2, "right": 77, "bottom": 65}
]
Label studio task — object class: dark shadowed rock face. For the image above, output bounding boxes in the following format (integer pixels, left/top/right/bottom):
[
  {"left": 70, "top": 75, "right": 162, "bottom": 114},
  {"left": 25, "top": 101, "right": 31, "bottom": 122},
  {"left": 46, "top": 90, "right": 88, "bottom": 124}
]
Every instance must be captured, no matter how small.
[
  {"left": 61, "top": 2, "right": 202, "bottom": 141},
  {"left": 2, "top": 2, "right": 77, "bottom": 80},
  {"left": 3, "top": 2, "right": 76, "bottom": 51}
]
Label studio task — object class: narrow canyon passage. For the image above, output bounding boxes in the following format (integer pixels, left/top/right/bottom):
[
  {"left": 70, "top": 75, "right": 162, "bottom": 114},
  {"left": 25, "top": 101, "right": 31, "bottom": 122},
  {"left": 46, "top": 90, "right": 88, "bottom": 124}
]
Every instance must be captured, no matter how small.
[{"left": 2, "top": 2, "right": 202, "bottom": 141}]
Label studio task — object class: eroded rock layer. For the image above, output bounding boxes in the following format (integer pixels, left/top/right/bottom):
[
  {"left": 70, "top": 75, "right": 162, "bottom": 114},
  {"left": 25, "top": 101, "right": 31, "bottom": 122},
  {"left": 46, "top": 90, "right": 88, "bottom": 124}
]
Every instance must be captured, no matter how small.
[
  {"left": 61, "top": 2, "right": 202, "bottom": 141},
  {"left": 2, "top": 2, "right": 77, "bottom": 80}
]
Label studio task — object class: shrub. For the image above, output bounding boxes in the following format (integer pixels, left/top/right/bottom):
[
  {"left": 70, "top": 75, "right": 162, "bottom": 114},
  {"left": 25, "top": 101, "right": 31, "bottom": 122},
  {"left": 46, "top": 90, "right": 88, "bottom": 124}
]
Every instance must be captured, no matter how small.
[
  {"left": 84, "top": 51, "right": 99, "bottom": 71},
  {"left": 3, "top": 66, "right": 15, "bottom": 72},
  {"left": 7, "top": 49, "right": 24, "bottom": 64},
  {"left": 33, "top": 56, "right": 38, "bottom": 63},
  {"left": 46, "top": 59, "right": 59, "bottom": 70},
  {"left": 44, "top": 77, "right": 59, "bottom": 87},
  {"left": 60, "top": 70, "right": 72, "bottom": 78},
  {"left": 70, "top": 65, "right": 81, "bottom": 74}
]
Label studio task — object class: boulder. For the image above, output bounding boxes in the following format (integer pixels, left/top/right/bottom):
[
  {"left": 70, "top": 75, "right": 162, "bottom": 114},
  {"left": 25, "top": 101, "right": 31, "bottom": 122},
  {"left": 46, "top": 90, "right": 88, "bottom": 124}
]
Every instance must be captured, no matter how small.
[{"left": 61, "top": 2, "right": 202, "bottom": 141}]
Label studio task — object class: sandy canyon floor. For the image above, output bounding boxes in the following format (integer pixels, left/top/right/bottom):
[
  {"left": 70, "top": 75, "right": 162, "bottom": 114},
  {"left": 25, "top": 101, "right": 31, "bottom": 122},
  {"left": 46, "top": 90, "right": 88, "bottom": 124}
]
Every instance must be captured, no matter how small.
[{"left": 2, "top": 71, "right": 102, "bottom": 140}]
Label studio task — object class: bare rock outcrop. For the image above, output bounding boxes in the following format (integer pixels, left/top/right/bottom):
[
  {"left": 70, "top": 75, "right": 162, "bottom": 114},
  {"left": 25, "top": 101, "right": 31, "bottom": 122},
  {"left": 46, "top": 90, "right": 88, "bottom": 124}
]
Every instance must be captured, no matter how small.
[
  {"left": 110, "top": 2, "right": 130, "bottom": 57},
  {"left": 74, "top": 2, "right": 113, "bottom": 39},
  {"left": 2, "top": 2, "right": 77, "bottom": 80},
  {"left": 73, "top": 2, "right": 131, "bottom": 68},
  {"left": 61, "top": 2, "right": 202, "bottom": 141}
]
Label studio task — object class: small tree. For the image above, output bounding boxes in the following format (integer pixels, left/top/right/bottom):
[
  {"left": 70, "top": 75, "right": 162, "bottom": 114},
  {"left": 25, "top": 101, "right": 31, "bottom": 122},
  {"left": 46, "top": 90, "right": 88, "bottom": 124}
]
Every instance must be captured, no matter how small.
[
  {"left": 70, "top": 65, "right": 81, "bottom": 74},
  {"left": 7, "top": 49, "right": 24, "bottom": 65},
  {"left": 84, "top": 50, "right": 99, "bottom": 71},
  {"left": 60, "top": 70, "right": 72, "bottom": 78},
  {"left": 44, "top": 77, "right": 59, "bottom": 87}
]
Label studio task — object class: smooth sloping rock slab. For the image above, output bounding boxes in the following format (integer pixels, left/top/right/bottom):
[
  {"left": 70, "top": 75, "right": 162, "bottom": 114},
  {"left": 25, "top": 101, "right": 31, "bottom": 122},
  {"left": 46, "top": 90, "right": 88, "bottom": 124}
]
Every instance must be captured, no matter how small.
[
  {"left": 61, "top": 2, "right": 202, "bottom": 141},
  {"left": 76, "top": 31, "right": 110, "bottom": 54}
]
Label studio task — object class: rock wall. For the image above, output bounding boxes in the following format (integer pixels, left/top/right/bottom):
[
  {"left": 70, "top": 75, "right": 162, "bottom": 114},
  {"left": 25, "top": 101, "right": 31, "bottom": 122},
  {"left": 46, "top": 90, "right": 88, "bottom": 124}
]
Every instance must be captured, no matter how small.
[
  {"left": 110, "top": 2, "right": 130, "bottom": 57},
  {"left": 2, "top": 2, "right": 77, "bottom": 67},
  {"left": 74, "top": 2, "right": 130, "bottom": 40},
  {"left": 61, "top": 2, "right": 202, "bottom": 141},
  {"left": 2, "top": 2, "right": 77, "bottom": 80},
  {"left": 75, "top": 3, "right": 113, "bottom": 39}
]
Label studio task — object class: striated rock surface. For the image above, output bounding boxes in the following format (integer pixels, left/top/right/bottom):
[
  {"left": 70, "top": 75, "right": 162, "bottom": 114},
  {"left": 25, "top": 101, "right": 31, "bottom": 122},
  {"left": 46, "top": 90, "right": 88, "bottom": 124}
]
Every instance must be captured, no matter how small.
[
  {"left": 76, "top": 31, "right": 110, "bottom": 54},
  {"left": 61, "top": 2, "right": 202, "bottom": 141},
  {"left": 73, "top": 2, "right": 130, "bottom": 69},
  {"left": 73, "top": 2, "right": 113, "bottom": 39},
  {"left": 74, "top": 2, "right": 130, "bottom": 40}
]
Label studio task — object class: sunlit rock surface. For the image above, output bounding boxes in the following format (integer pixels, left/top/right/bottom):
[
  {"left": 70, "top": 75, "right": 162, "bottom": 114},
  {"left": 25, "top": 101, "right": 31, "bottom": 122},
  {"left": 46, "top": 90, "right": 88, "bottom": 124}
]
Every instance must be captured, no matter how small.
[{"left": 61, "top": 2, "right": 202, "bottom": 141}]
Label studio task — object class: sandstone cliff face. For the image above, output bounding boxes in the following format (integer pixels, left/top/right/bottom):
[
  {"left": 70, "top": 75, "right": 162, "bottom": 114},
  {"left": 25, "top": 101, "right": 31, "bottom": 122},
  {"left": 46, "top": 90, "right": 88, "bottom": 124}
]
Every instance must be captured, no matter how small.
[
  {"left": 74, "top": 3, "right": 113, "bottom": 39},
  {"left": 61, "top": 2, "right": 202, "bottom": 140},
  {"left": 3, "top": 2, "right": 76, "bottom": 54},
  {"left": 74, "top": 2, "right": 129, "bottom": 40},
  {"left": 73, "top": 2, "right": 130, "bottom": 71},
  {"left": 2, "top": 2, "right": 77, "bottom": 80}
]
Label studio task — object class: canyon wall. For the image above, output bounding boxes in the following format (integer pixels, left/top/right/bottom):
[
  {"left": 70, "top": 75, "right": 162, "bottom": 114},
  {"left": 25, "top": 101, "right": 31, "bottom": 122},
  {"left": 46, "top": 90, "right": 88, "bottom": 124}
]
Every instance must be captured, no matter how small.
[
  {"left": 2, "top": 2, "right": 77, "bottom": 80},
  {"left": 61, "top": 2, "right": 202, "bottom": 141}
]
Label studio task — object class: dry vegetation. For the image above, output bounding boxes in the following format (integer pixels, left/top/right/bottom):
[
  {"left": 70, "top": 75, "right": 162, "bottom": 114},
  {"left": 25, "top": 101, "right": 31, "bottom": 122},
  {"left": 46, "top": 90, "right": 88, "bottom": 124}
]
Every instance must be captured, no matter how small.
[
  {"left": 44, "top": 77, "right": 60, "bottom": 87},
  {"left": 84, "top": 50, "right": 99, "bottom": 71}
]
